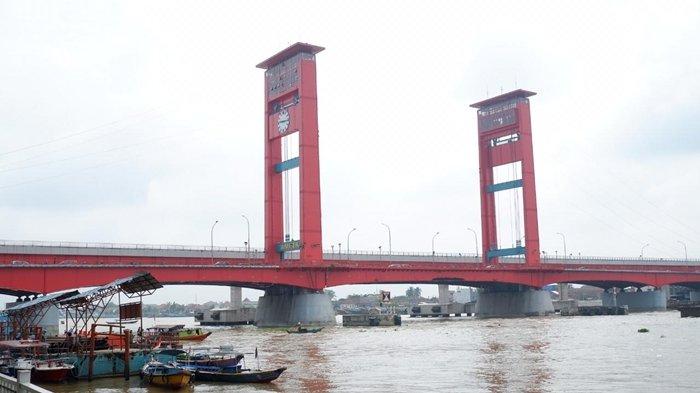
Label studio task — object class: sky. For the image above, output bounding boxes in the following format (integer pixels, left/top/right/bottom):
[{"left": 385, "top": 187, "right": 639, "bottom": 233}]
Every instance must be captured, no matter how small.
[{"left": 1, "top": 1, "right": 699, "bottom": 306}]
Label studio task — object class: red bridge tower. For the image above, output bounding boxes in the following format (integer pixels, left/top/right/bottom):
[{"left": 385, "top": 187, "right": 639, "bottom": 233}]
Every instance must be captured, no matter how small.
[
  {"left": 471, "top": 90, "right": 541, "bottom": 266},
  {"left": 257, "top": 43, "right": 324, "bottom": 265}
]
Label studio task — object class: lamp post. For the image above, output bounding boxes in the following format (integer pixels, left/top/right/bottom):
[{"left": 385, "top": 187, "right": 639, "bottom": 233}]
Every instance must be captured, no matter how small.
[
  {"left": 677, "top": 240, "right": 688, "bottom": 260},
  {"left": 640, "top": 243, "right": 650, "bottom": 259},
  {"left": 431, "top": 232, "right": 440, "bottom": 256},
  {"left": 381, "top": 223, "right": 392, "bottom": 255},
  {"left": 556, "top": 232, "right": 567, "bottom": 260},
  {"left": 347, "top": 228, "right": 357, "bottom": 254},
  {"left": 210, "top": 220, "right": 219, "bottom": 263},
  {"left": 241, "top": 214, "right": 250, "bottom": 254},
  {"left": 467, "top": 227, "right": 478, "bottom": 257}
]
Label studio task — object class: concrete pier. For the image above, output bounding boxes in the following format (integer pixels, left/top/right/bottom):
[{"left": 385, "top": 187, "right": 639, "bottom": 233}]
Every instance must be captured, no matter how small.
[
  {"left": 602, "top": 288, "right": 667, "bottom": 312},
  {"left": 475, "top": 285, "right": 554, "bottom": 318},
  {"left": 438, "top": 284, "right": 450, "bottom": 304},
  {"left": 255, "top": 285, "right": 335, "bottom": 327},
  {"left": 230, "top": 286, "right": 242, "bottom": 309}
]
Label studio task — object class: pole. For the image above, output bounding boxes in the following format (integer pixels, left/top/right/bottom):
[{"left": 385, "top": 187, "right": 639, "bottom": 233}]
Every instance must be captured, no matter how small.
[
  {"left": 210, "top": 220, "right": 219, "bottom": 264},
  {"left": 467, "top": 227, "right": 478, "bottom": 257},
  {"left": 242, "top": 214, "right": 250, "bottom": 254},
  {"left": 431, "top": 232, "right": 440, "bottom": 256},
  {"left": 556, "top": 232, "right": 567, "bottom": 260},
  {"left": 347, "top": 228, "right": 357, "bottom": 254},
  {"left": 640, "top": 243, "right": 649, "bottom": 259},
  {"left": 677, "top": 240, "right": 688, "bottom": 260},
  {"left": 381, "top": 223, "right": 392, "bottom": 255}
]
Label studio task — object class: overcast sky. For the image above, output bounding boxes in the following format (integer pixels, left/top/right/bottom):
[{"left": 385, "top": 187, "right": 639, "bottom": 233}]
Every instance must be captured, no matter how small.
[{"left": 1, "top": 1, "right": 699, "bottom": 306}]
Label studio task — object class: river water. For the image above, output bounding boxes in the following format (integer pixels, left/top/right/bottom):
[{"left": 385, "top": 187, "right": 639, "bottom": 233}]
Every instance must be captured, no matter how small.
[{"left": 45, "top": 312, "right": 698, "bottom": 392}]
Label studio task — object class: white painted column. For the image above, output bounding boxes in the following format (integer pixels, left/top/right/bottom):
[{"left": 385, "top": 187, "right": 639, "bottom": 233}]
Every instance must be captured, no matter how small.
[
  {"left": 438, "top": 285, "right": 450, "bottom": 304},
  {"left": 230, "top": 286, "right": 242, "bottom": 310}
]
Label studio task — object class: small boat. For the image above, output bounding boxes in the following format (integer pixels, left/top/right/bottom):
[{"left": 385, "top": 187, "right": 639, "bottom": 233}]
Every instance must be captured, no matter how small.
[
  {"left": 31, "top": 359, "right": 74, "bottom": 383},
  {"left": 177, "top": 327, "right": 212, "bottom": 341},
  {"left": 189, "top": 366, "right": 287, "bottom": 383},
  {"left": 141, "top": 360, "right": 191, "bottom": 389},
  {"left": 286, "top": 326, "right": 323, "bottom": 334},
  {"left": 147, "top": 325, "right": 212, "bottom": 342}
]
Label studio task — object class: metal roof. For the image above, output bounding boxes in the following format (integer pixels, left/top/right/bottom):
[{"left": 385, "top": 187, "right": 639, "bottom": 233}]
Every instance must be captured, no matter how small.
[
  {"left": 59, "top": 272, "right": 162, "bottom": 306},
  {"left": 256, "top": 42, "right": 325, "bottom": 69},
  {"left": 469, "top": 89, "right": 536, "bottom": 108},
  {"left": 5, "top": 290, "right": 79, "bottom": 313}
]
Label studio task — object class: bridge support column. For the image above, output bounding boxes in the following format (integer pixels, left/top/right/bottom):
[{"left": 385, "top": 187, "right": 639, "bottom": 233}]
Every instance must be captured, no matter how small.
[
  {"left": 255, "top": 285, "right": 335, "bottom": 327},
  {"left": 602, "top": 287, "right": 667, "bottom": 312},
  {"left": 438, "top": 285, "right": 450, "bottom": 304},
  {"left": 475, "top": 285, "right": 554, "bottom": 318},
  {"left": 230, "top": 286, "right": 242, "bottom": 310}
]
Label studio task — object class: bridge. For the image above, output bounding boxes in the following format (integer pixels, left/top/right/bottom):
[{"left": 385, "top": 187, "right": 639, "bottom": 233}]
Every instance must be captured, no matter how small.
[{"left": 2, "top": 43, "right": 700, "bottom": 325}]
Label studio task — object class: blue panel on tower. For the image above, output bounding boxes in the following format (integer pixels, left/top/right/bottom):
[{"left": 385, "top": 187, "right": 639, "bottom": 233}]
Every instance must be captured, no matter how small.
[
  {"left": 487, "top": 179, "right": 523, "bottom": 193},
  {"left": 275, "top": 157, "right": 300, "bottom": 173},
  {"left": 487, "top": 246, "right": 526, "bottom": 258}
]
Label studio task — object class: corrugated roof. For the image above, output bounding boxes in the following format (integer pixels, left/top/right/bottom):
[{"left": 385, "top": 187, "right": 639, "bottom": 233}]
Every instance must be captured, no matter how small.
[{"left": 5, "top": 290, "right": 79, "bottom": 312}]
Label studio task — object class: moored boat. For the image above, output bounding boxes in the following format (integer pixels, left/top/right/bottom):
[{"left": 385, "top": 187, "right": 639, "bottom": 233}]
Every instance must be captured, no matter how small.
[
  {"left": 286, "top": 326, "right": 323, "bottom": 334},
  {"left": 31, "top": 359, "right": 73, "bottom": 383},
  {"left": 147, "top": 325, "right": 211, "bottom": 342},
  {"left": 187, "top": 365, "right": 286, "bottom": 383},
  {"left": 141, "top": 360, "right": 191, "bottom": 389}
]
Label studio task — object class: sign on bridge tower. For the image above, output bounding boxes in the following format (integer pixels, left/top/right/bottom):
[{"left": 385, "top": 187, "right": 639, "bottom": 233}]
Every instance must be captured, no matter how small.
[
  {"left": 257, "top": 43, "right": 324, "bottom": 264},
  {"left": 470, "top": 90, "right": 541, "bottom": 266}
]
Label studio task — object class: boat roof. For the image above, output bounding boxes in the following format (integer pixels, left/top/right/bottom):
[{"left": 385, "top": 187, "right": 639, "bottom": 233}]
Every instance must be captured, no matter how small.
[
  {"left": 147, "top": 324, "right": 185, "bottom": 331},
  {"left": 5, "top": 290, "right": 79, "bottom": 313},
  {"left": 0, "top": 340, "right": 50, "bottom": 349}
]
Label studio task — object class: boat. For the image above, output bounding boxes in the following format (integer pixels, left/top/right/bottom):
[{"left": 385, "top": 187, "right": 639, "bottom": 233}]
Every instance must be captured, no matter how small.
[
  {"left": 286, "top": 326, "right": 324, "bottom": 334},
  {"left": 31, "top": 359, "right": 74, "bottom": 383},
  {"left": 176, "top": 352, "right": 244, "bottom": 368},
  {"left": 141, "top": 360, "right": 191, "bottom": 389},
  {"left": 184, "top": 364, "right": 286, "bottom": 383},
  {"left": 147, "top": 325, "right": 212, "bottom": 342}
]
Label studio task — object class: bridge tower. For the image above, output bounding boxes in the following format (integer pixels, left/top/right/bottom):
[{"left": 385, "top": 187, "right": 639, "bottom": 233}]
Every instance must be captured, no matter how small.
[
  {"left": 470, "top": 90, "right": 540, "bottom": 266},
  {"left": 254, "top": 43, "right": 334, "bottom": 327},
  {"left": 257, "top": 43, "right": 324, "bottom": 265}
]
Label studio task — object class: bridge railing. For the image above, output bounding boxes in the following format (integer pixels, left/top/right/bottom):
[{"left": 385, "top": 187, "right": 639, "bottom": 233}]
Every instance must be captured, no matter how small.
[
  {"left": 2, "top": 239, "right": 699, "bottom": 265},
  {"left": 0, "top": 239, "right": 262, "bottom": 253}
]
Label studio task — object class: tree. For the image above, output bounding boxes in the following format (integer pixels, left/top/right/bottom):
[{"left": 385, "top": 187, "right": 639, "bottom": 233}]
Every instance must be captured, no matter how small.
[
  {"left": 324, "top": 289, "right": 336, "bottom": 300},
  {"left": 406, "top": 286, "right": 422, "bottom": 304}
]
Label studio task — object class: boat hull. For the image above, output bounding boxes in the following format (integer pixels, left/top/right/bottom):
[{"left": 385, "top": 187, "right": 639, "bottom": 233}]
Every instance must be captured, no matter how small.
[
  {"left": 193, "top": 367, "right": 286, "bottom": 383},
  {"left": 143, "top": 371, "right": 192, "bottom": 388},
  {"left": 32, "top": 366, "right": 72, "bottom": 383}
]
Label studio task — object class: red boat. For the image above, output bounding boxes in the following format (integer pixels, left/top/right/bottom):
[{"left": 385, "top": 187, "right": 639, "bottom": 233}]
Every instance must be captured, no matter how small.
[{"left": 31, "top": 360, "right": 73, "bottom": 383}]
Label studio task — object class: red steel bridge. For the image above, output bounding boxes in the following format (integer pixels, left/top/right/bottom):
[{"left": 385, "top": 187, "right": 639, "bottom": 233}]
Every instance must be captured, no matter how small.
[{"left": 1, "top": 43, "right": 699, "bottom": 298}]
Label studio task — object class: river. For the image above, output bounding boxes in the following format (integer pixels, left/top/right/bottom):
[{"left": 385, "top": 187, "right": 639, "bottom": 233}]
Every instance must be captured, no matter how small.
[{"left": 45, "top": 312, "right": 699, "bottom": 392}]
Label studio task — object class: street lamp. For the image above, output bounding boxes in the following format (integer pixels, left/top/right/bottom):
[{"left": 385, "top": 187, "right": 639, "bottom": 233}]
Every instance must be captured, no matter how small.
[
  {"left": 677, "top": 240, "right": 688, "bottom": 260},
  {"left": 467, "top": 227, "right": 478, "bottom": 257},
  {"left": 640, "top": 243, "right": 650, "bottom": 259},
  {"left": 556, "top": 232, "right": 567, "bottom": 260},
  {"left": 431, "top": 232, "right": 440, "bottom": 256},
  {"left": 210, "top": 220, "right": 219, "bottom": 263},
  {"left": 241, "top": 214, "right": 250, "bottom": 254},
  {"left": 347, "top": 228, "right": 357, "bottom": 254},
  {"left": 381, "top": 223, "right": 392, "bottom": 255}
]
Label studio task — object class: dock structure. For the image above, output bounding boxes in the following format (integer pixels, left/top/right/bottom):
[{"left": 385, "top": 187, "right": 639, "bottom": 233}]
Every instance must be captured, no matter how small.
[
  {"left": 677, "top": 304, "right": 700, "bottom": 318},
  {"left": 409, "top": 302, "right": 475, "bottom": 318}
]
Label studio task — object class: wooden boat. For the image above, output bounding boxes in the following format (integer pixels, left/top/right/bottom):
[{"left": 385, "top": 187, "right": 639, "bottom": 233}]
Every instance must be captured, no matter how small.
[
  {"left": 147, "top": 325, "right": 211, "bottom": 342},
  {"left": 141, "top": 360, "right": 191, "bottom": 389},
  {"left": 31, "top": 359, "right": 73, "bottom": 383},
  {"left": 177, "top": 352, "right": 244, "bottom": 368},
  {"left": 177, "top": 328, "right": 211, "bottom": 341},
  {"left": 286, "top": 326, "right": 323, "bottom": 334},
  {"left": 191, "top": 366, "right": 287, "bottom": 383}
]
